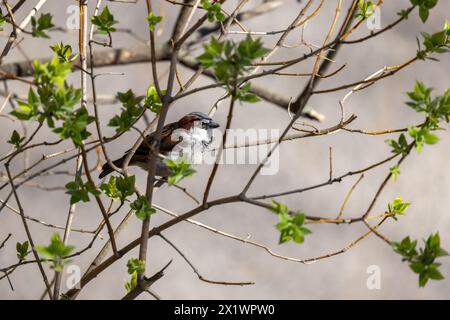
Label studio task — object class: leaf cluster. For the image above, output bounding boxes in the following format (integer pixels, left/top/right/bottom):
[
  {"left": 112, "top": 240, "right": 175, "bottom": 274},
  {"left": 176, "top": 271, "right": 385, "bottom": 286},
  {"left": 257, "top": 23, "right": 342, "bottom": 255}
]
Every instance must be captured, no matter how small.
[
  {"left": 10, "top": 54, "right": 91, "bottom": 147},
  {"left": 387, "top": 197, "right": 410, "bottom": 220},
  {"left": 386, "top": 81, "right": 450, "bottom": 154},
  {"left": 197, "top": 36, "right": 268, "bottom": 102},
  {"left": 202, "top": 0, "right": 225, "bottom": 22},
  {"left": 271, "top": 201, "right": 311, "bottom": 244},
  {"left": 165, "top": 158, "right": 196, "bottom": 186},
  {"left": 36, "top": 233, "right": 75, "bottom": 272},
  {"left": 147, "top": 12, "right": 163, "bottom": 32},
  {"left": 65, "top": 176, "right": 100, "bottom": 205},
  {"left": 100, "top": 175, "right": 135, "bottom": 202},
  {"left": 356, "top": 0, "right": 375, "bottom": 19},
  {"left": 410, "top": 0, "right": 438, "bottom": 23},
  {"left": 31, "top": 13, "right": 54, "bottom": 38},
  {"left": 108, "top": 88, "right": 164, "bottom": 133},
  {"left": 130, "top": 195, "right": 156, "bottom": 220},
  {"left": 417, "top": 22, "right": 450, "bottom": 60},
  {"left": 392, "top": 233, "right": 448, "bottom": 287},
  {"left": 16, "top": 241, "right": 29, "bottom": 260},
  {"left": 91, "top": 6, "right": 118, "bottom": 34}
]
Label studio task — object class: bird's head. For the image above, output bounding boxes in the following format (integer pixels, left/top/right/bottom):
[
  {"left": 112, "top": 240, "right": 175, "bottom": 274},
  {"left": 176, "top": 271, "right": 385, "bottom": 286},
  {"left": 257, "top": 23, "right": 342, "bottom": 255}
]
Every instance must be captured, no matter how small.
[{"left": 178, "top": 112, "right": 220, "bottom": 131}]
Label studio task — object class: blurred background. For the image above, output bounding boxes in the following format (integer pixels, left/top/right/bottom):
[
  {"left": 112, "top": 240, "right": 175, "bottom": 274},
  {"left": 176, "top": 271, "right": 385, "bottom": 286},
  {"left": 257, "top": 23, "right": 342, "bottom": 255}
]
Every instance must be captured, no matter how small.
[{"left": 0, "top": 0, "right": 449, "bottom": 299}]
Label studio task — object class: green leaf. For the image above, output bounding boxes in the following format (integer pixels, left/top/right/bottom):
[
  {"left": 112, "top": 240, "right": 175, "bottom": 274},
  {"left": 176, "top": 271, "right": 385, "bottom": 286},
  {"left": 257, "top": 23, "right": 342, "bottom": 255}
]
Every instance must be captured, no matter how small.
[
  {"left": 407, "top": 81, "right": 432, "bottom": 109},
  {"left": 147, "top": 12, "right": 162, "bottom": 32},
  {"left": 427, "top": 265, "right": 444, "bottom": 280},
  {"left": 33, "top": 55, "right": 73, "bottom": 90},
  {"left": 36, "top": 233, "right": 75, "bottom": 272},
  {"left": 127, "top": 258, "right": 145, "bottom": 275},
  {"left": 165, "top": 158, "right": 196, "bottom": 186},
  {"left": 410, "top": 262, "right": 425, "bottom": 273},
  {"left": 130, "top": 195, "right": 156, "bottom": 220},
  {"left": 53, "top": 106, "right": 93, "bottom": 147},
  {"left": 417, "top": 24, "right": 450, "bottom": 59},
  {"left": 392, "top": 236, "right": 417, "bottom": 260},
  {"left": 144, "top": 85, "right": 164, "bottom": 114},
  {"left": 410, "top": 0, "right": 438, "bottom": 23},
  {"left": 393, "top": 232, "right": 448, "bottom": 288},
  {"left": 10, "top": 102, "right": 33, "bottom": 120},
  {"left": 235, "top": 83, "right": 260, "bottom": 103},
  {"left": 9, "top": 50, "right": 89, "bottom": 147},
  {"left": 426, "top": 232, "right": 441, "bottom": 249},
  {"left": 436, "top": 247, "right": 449, "bottom": 257},
  {"left": 197, "top": 35, "right": 268, "bottom": 96},
  {"left": 388, "top": 197, "right": 410, "bottom": 217},
  {"left": 237, "top": 35, "right": 269, "bottom": 61},
  {"left": 271, "top": 200, "right": 311, "bottom": 244},
  {"left": 10, "top": 87, "right": 41, "bottom": 121},
  {"left": 271, "top": 200, "right": 289, "bottom": 216},
  {"left": 418, "top": 272, "right": 429, "bottom": 287},
  {"left": 390, "top": 165, "right": 401, "bottom": 182},
  {"left": 401, "top": 81, "right": 450, "bottom": 156},
  {"left": 125, "top": 271, "right": 138, "bottom": 292},
  {"left": 16, "top": 241, "right": 29, "bottom": 260},
  {"left": 0, "top": 13, "right": 5, "bottom": 31},
  {"left": 408, "top": 126, "right": 439, "bottom": 153},
  {"left": 65, "top": 176, "right": 100, "bottom": 205},
  {"left": 108, "top": 89, "right": 145, "bottom": 133},
  {"left": 31, "top": 13, "right": 54, "bottom": 38},
  {"left": 7, "top": 130, "right": 25, "bottom": 148},
  {"left": 14, "top": 54, "right": 80, "bottom": 122},
  {"left": 91, "top": 6, "right": 118, "bottom": 34},
  {"left": 423, "top": 132, "right": 439, "bottom": 144},
  {"left": 386, "top": 133, "right": 409, "bottom": 155},
  {"left": 50, "top": 43, "right": 78, "bottom": 63},
  {"left": 100, "top": 175, "right": 135, "bottom": 202},
  {"left": 202, "top": 0, "right": 225, "bottom": 22},
  {"left": 418, "top": 6, "right": 429, "bottom": 23},
  {"left": 356, "top": 0, "right": 375, "bottom": 19}
]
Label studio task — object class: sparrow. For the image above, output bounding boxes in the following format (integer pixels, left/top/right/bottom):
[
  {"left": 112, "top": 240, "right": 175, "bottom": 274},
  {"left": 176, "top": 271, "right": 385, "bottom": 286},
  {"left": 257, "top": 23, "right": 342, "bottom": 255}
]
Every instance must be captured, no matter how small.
[{"left": 99, "top": 112, "right": 220, "bottom": 181}]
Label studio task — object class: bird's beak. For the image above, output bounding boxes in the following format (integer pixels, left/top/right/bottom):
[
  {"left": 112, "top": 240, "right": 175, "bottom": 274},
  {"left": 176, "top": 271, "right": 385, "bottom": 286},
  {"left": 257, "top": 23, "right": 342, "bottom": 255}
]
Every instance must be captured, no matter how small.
[{"left": 208, "top": 120, "right": 220, "bottom": 128}]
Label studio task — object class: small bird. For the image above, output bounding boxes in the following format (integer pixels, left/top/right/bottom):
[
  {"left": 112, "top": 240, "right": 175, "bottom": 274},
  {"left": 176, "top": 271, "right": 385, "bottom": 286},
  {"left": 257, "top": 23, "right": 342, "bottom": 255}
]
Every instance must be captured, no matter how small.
[{"left": 99, "top": 112, "right": 220, "bottom": 181}]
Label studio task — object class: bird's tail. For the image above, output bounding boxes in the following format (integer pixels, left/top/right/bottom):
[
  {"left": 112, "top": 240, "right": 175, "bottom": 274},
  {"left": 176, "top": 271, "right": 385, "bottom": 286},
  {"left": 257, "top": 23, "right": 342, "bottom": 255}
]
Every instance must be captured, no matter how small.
[{"left": 98, "top": 158, "right": 125, "bottom": 179}]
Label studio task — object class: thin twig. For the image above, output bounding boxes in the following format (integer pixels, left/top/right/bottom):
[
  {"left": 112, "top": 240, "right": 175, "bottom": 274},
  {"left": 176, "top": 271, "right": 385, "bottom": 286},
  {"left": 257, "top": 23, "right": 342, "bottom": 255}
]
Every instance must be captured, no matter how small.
[{"left": 159, "top": 233, "right": 254, "bottom": 286}]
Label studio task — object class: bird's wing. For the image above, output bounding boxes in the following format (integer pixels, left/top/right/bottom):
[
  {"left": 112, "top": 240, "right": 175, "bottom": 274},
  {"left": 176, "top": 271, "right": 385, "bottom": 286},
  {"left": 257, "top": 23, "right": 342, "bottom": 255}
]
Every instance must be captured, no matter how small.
[{"left": 124, "top": 121, "right": 180, "bottom": 158}]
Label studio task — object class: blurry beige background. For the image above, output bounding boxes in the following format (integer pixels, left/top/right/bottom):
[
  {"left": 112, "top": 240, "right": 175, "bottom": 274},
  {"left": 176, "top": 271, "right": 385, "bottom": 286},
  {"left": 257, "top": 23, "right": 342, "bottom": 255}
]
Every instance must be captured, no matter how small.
[{"left": 1, "top": 0, "right": 449, "bottom": 299}]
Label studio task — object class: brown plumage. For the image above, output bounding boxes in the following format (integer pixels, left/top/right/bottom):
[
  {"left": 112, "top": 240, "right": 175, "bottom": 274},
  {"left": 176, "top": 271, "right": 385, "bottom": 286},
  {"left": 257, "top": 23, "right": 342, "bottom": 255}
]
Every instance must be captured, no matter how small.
[{"left": 99, "top": 112, "right": 220, "bottom": 180}]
